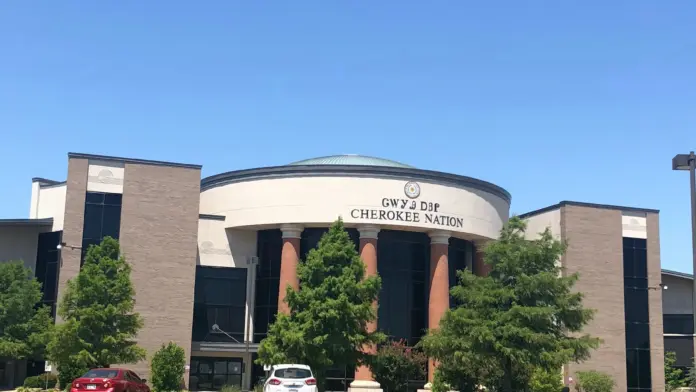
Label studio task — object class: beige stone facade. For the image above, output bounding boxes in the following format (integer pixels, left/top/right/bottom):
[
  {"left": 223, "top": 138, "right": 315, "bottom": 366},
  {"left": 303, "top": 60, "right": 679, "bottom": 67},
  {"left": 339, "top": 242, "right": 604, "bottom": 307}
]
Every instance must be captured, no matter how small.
[{"left": 3, "top": 153, "right": 673, "bottom": 391}]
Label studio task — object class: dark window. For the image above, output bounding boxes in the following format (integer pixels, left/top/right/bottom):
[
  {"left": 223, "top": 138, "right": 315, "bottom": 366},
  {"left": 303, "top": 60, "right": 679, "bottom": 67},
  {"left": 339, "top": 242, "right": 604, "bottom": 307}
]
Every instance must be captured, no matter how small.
[
  {"left": 81, "top": 192, "right": 122, "bottom": 264},
  {"left": 191, "top": 266, "right": 247, "bottom": 343},
  {"left": 34, "top": 231, "right": 62, "bottom": 318},
  {"left": 82, "top": 369, "right": 119, "bottom": 379},
  {"left": 254, "top": 229, "right": 282, "bottom": 343},
  {"left": 665, "top": 336, "right": 694, "bottom": 369},
  {"left": 189, "top": 357, "right": 243, "bottom": 391},
  {"left": 448, "top": 238, "right": 473, "bottom": 307},
  {"left": 377, "top": 230, "right": 429, "bottom": 347},
  {"left": 664, "top": 314, "right": 694, "bottom": 335},
  {"left": 623, "top": 237, "right": 651, "bottom": 391},
  {"left": 273, "top": 368, "right": 312, "bottom": 379}
]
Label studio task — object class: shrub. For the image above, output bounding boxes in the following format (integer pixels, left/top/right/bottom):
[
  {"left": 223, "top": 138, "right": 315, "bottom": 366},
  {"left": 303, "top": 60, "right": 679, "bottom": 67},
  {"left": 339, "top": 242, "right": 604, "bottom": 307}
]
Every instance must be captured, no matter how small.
[
  {"left": 56, "top": 360, "right": 89, "bottom": 390},
  {"left": 575, "top": 371, "right": 614, "bottom": 392},
  {"left": 529, "top": 368, "right": 563, "bottom": 392},
  {"left": 220, "top": 385, "right": 242, "bottom": 392},
  {"left": 150, "top": 342, "right": 186, "bottom": 392},
  {"left": 24, "top": 373, "right": 58, "bottom": 389},
  {"left": 368, "top": 339, "right": 427, "bottom": 392}
]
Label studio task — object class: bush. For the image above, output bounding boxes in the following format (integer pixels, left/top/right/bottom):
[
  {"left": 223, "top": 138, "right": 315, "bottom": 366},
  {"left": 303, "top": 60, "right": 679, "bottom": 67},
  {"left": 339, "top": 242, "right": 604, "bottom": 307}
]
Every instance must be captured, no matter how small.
[
  {"left": 24, "top": 372, "right": 58, "bottom": 389},
  {"left": 529, "top": 368, "right": 563, "bottom": 392},
  {"left": 368, "top": 339, "right": 427, "bottom": 392},
  {"left": 150, "top": 342, "right": 186, "bottom": 392},
  {"left": 220, "top": 385, "right": 242, "bottom": 392},
  {"left": 575, "top": 371, "right": 614, "bottom": 392},
  {"left": 57, "top": 360, "right": 89, "bottom": 390}
]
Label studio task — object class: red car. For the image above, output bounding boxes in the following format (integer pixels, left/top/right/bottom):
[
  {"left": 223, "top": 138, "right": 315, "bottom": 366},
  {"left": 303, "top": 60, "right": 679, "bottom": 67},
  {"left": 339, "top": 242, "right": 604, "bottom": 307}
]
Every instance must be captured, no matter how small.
[{"left": 71, "top": 368, "right": 150, "bottom": 392}]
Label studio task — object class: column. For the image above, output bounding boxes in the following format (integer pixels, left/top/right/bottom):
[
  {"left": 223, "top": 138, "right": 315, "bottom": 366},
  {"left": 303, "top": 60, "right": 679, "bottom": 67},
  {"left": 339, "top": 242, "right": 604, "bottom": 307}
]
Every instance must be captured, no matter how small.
[
  {"left": 278, "top": 224, "right": 303, "bottom": 315},
  {"left": 425, "top": 231, "right": 450, "bottom": 389},
  {"left": 473, "top": 242, "right": 491, "bottom": 277},
  {"left": 350, "top": 225, "right": 382, "bottom": 392}
]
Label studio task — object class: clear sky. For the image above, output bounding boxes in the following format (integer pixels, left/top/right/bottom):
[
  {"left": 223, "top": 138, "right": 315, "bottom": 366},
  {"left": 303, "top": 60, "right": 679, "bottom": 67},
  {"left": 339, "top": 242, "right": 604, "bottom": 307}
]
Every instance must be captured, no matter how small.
[{"left": 1, "top": 1, "right": 695, "bottom": 272}]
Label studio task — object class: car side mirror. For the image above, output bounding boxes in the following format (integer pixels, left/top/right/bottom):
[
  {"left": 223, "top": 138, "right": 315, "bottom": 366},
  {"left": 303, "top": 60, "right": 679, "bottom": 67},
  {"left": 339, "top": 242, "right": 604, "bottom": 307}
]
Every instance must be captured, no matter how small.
[{"left": 141, "top": 379, "right": 147, "bottom": 384}]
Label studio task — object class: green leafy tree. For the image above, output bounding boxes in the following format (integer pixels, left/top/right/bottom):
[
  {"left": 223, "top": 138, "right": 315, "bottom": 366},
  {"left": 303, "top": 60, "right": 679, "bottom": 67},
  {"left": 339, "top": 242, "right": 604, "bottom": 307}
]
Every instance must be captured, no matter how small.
[
  {"left": 150, "top": 342, "right": 186, "bottom": 392},
  {"left": 368, "top": 340, "right": 427, "bottom": 392},
  {"left": 47, "top": 237, "right": 146, "bottom": 379},
  {"left": 529, "top": 368, "right": 564, "bottom": 392},
  {"left": 256, "top": 219, "right": 383, "bottom": 386},
  {"left": 0, "top": 261, "right": 53, "bottom": 359},
  {"left": 665, "top": 351, "right": 686, "bottom": 391},
  {"left": 420, "top": 217, "right": 600, "bottom": 392},
  {"left": 575, "top": 371, "right": 614, "bottom": 392}
]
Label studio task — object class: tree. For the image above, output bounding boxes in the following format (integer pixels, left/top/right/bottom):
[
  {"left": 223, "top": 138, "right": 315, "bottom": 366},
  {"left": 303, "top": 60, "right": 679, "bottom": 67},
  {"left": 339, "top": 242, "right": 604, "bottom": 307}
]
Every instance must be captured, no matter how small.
[
  {"left": 368, "top": 340, "right": 427, "bottom": 392},
  {"left": 575, "top": 371, "right": 614, "bottom": 392},
  {"left": 151, "top": 342, "right": 186, "bottom": 392},
  {"left": 256, "top": 219, "right": 383, "bottom": 386},
  {"left": 420, "top": 217, "right": 600, "bottom": 392},
  {"left": 0, "top": 261, "right": 53, "bottom": 360},
  {"left": 47, "top": 237, "right": 146, "bottom": 375},
  {"left": 665, "top": 351, "right": 686, "bottom": 391},
  {"left": 529, "top": 368, "right": 564, "bottom": 392}
]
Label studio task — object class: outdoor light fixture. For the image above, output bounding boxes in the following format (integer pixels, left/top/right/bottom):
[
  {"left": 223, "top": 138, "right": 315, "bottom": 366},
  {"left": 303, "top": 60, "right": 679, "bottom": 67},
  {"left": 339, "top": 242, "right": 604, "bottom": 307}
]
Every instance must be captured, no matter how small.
[
  {"left": 57, "top": 242, "right": 81, "bottom": 250},
  {"left": 671, "top": 151, "right": 696, "bottom": 335}
]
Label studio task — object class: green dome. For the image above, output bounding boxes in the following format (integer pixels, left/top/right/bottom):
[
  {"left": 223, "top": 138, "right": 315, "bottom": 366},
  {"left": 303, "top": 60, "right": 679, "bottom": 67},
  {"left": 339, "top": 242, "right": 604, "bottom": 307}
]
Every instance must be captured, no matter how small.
[{"left": 288, "top": 155, "right": 415, "bottom": 168}]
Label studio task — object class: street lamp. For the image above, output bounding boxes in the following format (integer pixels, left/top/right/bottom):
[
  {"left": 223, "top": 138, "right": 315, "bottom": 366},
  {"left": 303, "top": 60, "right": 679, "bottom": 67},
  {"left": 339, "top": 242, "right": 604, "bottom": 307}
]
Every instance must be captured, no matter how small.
[{"left": 672, "top": 151, "right": 696, "bottom": 334}]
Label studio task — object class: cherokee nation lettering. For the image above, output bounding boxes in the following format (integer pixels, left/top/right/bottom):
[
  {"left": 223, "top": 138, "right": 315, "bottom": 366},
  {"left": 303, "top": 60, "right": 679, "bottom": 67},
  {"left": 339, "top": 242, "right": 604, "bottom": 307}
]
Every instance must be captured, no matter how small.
[{"left": 350, "top": 198, "right": 464, "bottom": 228}]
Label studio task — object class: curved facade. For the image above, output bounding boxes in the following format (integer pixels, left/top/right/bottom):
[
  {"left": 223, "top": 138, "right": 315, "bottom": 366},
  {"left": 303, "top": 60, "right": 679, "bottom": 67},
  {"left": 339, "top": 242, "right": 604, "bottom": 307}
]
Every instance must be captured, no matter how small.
[{"left": 194, "top": 156, "right": 510, "bottom": 391}]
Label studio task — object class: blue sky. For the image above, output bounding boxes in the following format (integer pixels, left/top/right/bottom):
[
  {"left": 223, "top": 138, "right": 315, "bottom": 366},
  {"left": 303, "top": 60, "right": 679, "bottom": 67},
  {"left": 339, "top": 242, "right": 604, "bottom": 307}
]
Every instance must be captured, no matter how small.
[{"left": 1, "top": 1, "right": 694, "bottom": 272}]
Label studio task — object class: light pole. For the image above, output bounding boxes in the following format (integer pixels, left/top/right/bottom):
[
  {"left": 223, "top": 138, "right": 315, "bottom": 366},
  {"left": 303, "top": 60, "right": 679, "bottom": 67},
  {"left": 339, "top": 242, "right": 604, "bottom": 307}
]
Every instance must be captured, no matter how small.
[{"left": 672, "top": 151, "right": 696, "bottom": 333}]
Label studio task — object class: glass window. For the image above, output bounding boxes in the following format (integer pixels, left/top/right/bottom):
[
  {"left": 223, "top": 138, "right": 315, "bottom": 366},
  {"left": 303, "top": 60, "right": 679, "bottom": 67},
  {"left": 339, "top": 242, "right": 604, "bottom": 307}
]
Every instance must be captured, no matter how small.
[
  {"left": 274, "top": 368, "right": 312, "bottom": 379},
  {"left": 82, "top": 370, "right": 119, "bottom": 379},
  {"left": 191, "top": 266, "right": 247, "bottom": 343},
  {"left": 623, "top": 237, "right": 651, "bottom": 390},
  {"left": 190, "top": 358, "right": 243, "bottom": 391},
  {"left": 80, "top": 192, "right": 123, "bottom": 265},
  {"left": 664, "top": 314, "right": 694, "bottom": 335}
]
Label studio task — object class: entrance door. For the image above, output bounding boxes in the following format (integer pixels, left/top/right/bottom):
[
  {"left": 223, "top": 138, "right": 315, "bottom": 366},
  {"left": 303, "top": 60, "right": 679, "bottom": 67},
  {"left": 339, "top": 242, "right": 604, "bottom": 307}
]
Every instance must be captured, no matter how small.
[{"left": 189, "top": 357, "right": 243, "bottom": 391}]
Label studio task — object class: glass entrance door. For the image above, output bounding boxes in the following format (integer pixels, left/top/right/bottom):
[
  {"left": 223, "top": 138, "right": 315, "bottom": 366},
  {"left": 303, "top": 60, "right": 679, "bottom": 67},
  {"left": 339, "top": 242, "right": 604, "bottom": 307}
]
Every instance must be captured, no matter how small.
[{"left": 189, "top": 357, "right": 243, "bottom": 391}]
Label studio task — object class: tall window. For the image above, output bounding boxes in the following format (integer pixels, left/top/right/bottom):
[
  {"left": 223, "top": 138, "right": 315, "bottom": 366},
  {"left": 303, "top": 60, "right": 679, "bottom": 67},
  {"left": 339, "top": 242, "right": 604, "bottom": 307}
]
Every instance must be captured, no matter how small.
[
  {"left": 254, "top": 230, "right": 282, "bottom": 343},
  {"left": 34, "top": 230, "right": 62, "bottom": 318},
  {"left": 377, "top": 230, "right": 429, "bottom": 346},
  {"left": 623, "top": 237, "right": 652, "bottom": 392},
  {"left": 81, "top": 192, "right": 122, "bottom": 263},
  {"left": 191, "top": 266, "right": 247, "bottom": 343},
  {"left": 448, "top": 238, "right": 473, "bottom": 307}
]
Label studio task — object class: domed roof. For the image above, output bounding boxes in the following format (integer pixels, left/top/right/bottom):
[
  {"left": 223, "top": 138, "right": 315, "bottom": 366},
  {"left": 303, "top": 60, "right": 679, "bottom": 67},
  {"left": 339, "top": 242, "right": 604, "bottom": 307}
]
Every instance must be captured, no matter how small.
[{"left": 288, "top": 155, "right": 415, "bottom": 169}]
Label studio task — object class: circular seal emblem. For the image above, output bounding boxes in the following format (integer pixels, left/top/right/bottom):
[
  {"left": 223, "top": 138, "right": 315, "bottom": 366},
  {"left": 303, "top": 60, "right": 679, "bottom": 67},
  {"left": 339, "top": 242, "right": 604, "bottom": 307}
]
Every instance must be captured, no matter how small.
[{"left": 404, "top": 181, "right": 421, "bottom": 199}]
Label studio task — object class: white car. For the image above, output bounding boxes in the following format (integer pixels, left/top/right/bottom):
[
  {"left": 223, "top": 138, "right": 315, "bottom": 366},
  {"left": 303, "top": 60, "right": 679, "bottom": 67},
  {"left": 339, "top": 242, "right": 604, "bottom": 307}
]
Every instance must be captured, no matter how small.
[{"left": 264, "top": 364, "right": 318, "bottom": 392}]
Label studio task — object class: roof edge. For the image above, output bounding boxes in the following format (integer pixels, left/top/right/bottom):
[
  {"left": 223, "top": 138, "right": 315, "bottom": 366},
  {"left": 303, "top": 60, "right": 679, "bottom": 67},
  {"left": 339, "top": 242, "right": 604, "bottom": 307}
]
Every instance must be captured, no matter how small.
[
  {"left": 68, "top": 152, "right": 202, "bottom": 170},
  {"left": 201, "top": 164, "right": 511, "bottom": 203},
  {"left": 662, "top": 269, "right": 693, "bottom": 280},
  {"left": 199, "top": 214, "right": 226, "bottom": 221},
  {"left": 32, "top": 177, "right": 66, "bottom": 187},
  {"left": 519, "top": 200, "right": 659, "bottom": 219},
  {"left": 0, "top": 218, "right": 54, "bottom": 226}
]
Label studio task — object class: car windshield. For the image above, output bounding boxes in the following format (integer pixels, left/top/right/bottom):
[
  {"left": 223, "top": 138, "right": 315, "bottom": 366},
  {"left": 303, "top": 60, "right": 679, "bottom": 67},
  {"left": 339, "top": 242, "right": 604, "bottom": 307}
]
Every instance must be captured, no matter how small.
[
  {"left": 82, "top": 370, "right": 119, "bottom": 379},
  {"left": 274, "top": 368, "right": 312, "bottom": 379}
]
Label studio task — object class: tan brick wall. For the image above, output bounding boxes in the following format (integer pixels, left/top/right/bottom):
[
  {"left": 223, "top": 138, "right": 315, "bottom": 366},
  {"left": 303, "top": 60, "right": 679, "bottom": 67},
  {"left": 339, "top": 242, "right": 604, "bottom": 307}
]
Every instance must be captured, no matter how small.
[
  {"left": 118, "top": 163, "right": 201, "bottom": 379},
  {"left": 561, "top": 205, "right": 627, "bottom": 390},
  {"left": 647, "top": 212, "right": 665, "bottom": 391},
  {"left": 56, "top": 158, "right": 88, "bottom": 309}
]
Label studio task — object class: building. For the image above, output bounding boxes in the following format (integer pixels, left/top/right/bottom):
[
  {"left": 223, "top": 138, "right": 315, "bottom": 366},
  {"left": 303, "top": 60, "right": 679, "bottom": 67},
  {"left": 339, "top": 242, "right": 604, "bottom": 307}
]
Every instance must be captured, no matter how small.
[{"left": 0, "top": 152, "right": 674, "bottom": 392}]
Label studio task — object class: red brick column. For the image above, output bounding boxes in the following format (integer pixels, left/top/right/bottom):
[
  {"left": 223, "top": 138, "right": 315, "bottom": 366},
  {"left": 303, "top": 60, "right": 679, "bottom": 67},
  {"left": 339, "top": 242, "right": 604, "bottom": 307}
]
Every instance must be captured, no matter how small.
[
  {"left": 352, "top": 225, "right": 381, "bottom": 390},
  {"left": 473, "top": 245, "right": 491, "bottom": 277},
  {"left": 277, "top": 224, "right": 303, "bottom": 315},
  {"left": 427, "top": 231, "right": 450, "bottom": 384}
]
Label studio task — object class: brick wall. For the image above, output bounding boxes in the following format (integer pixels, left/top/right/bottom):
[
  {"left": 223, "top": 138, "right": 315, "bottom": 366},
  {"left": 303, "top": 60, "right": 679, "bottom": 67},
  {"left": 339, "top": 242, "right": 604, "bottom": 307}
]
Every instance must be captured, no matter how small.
[
  {"left": 56, "top": 158, "right": 88, "bottom": 309},
  {"left": 561, "top": 205, "right": 627, "bottom": 390},
  {"left": 117, "top": 163, "right": 201, "bottom": 379}
]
